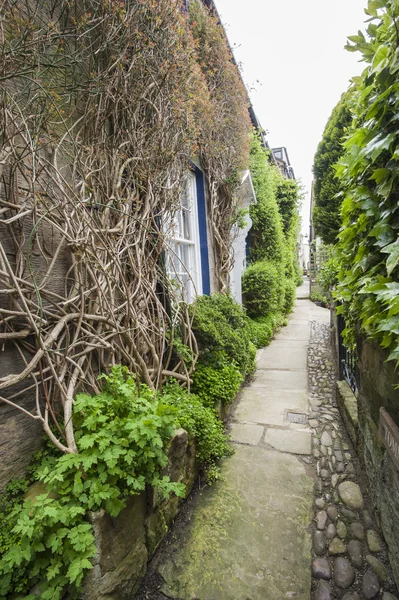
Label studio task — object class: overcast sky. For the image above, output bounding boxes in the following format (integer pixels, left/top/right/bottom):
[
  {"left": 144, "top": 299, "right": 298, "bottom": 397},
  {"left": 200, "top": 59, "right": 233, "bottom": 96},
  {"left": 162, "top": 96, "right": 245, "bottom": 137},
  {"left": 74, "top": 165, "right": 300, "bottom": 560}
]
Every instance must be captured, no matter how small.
[{"left": 214, "top": 0, "right": 367, "bottom": 234}]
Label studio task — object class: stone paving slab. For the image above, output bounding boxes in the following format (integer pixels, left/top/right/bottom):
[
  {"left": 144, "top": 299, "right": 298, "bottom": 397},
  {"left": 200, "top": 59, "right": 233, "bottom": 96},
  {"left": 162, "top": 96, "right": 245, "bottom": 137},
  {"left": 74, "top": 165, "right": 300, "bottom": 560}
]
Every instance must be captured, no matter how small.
[
  {"left": 229, "top": 422, "right": 264, "bottom": 445},
  {"left": 257, "top": 341, "right": 308, "bottom": 370},
  {"left": 251, "top": 368, "right": 307, "bottom": 389},
  {"left": 264, "top": 428, "right": 312, "bottom": 455},
  {"left": 234, "top": 387, "right": 308, "bottom": 427},
  {"left": 275, "top": 323, "right": 310, "bottom": 341},
  {"left": 157, "top": 444, "right": 313, "bottom": 600}
]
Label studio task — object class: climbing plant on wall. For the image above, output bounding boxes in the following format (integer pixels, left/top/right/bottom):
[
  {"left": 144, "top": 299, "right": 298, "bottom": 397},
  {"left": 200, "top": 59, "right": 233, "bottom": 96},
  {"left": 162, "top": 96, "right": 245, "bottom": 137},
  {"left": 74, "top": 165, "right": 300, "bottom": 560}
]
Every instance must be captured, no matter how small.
[
  {"left": 334, "top": 0, "right": 399, "bottom": 364},
  {"left": 0, "top": 0, "right": 252, "bottom": 454},
  {"left": 188, "top": 0, "right": 252, "bottom": 290}
]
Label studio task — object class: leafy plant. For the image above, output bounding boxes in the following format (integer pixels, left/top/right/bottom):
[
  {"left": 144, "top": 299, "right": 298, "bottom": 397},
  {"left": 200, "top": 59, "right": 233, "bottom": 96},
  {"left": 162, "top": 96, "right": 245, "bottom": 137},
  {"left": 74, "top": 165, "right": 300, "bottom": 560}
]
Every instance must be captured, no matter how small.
[
  {"left": 316, "top": 253, "right": 339, "bottom": 298},
  {"left": 246, "top": 134, "right": 302, "bottom": 321},
  {"left": 312, "top": 89, "right": 355, "bottom": 244},
  {"left": 162, "top": 381, "right": 233, "bottom": 467},
  {"left": 0, "top": 366, "right": 183, "bottom": 599},
  {"left": 310, "top": 289, "right": 328, "bottom": 306},
  {"left": 249, "top": 135, "right": 286, "bottom": 265},
  {"left": 242, "top": 261, "right": 284, "bottom": 318},
  {"left": 333, "top": 0, "right": 399, "bottom": 363},
  {"left": 246, "top": 313, "right": 287, "bottom": 349},
  {"left": 190, "top": 293, "right": 254, "bottom": 376},
  {"left": 192, "top": 351, "right": 244, "bottom": 407}
]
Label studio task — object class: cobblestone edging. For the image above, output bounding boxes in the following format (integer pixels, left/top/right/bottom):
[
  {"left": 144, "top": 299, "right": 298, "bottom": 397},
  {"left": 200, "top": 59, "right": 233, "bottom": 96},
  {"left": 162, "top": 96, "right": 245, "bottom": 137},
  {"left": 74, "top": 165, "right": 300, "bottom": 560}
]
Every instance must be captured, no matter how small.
[{"left": 308, "top": 321, "right": 399, "bottom": 600}]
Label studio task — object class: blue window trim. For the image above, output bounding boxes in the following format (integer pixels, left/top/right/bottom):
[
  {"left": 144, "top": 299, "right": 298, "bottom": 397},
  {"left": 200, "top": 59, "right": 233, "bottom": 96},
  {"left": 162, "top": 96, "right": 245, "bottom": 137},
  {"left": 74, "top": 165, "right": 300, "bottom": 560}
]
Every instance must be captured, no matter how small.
[{"left": 190, "top": 162, "right": 210, "bottom": 295}]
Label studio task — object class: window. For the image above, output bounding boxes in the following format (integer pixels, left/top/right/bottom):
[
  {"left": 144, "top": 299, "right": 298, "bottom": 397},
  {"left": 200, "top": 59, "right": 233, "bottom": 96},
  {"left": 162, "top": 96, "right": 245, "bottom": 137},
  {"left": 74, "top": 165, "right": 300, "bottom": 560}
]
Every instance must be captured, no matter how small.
[{"left": 166, "top": 171, "right": 202, "bottom": 303}]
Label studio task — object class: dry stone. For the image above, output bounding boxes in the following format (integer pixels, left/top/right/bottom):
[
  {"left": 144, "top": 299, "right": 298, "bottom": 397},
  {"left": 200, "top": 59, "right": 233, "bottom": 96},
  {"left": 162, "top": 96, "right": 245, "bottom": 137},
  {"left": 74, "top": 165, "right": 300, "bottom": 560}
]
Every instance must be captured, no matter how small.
[
  {"left": 315, "top": 579, "right": 332, "bottom": 600},
  {"left": 314, "top": 530, "right": 327, "bottom": 556},
  {"left": 362, "top": 569, "right": 380, "bottom": 599},
  {"left": 350, "top": 522, "right": 365, "bottom": 541},
  {"left": 336, "top": 520, "right": 347, "bottom": 539},
  {"left": 366, "top": 555, "right": 388, "bottom": 581},
  {"left": 338, "top": 481, "right": 364, "bottom": 510},
  {"left": 321, "top": 431, "right": 333, "bottom": 447},
  {"left": 326, "top": 505, "right": 338, "bottom": 522},
  {"left": 347, "top": 539, "right": 363, "bottom": 568},
  {"left": 312, "top": 557, "right": 331, "bottom": 580},
  {"left": 326, "top": 524, "right": 336, "bottom": 540},
  {"left": 328, "top": 537, "right": 346, "bottom": 554},
  {"left": 367, "top": 530, "right": 382, "bottom": 553},
  {"left": 317, "top": 510, "right": 328, "bottom": 530},
  {"left": 334, "top": 557, "right": 355, "bottom": 589}
]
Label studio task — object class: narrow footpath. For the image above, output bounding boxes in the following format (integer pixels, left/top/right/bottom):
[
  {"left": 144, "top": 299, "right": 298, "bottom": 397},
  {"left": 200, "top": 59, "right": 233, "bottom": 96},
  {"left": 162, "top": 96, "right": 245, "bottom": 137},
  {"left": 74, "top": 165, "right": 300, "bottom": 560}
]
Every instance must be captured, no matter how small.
[{"left": 137, "top": 281, "right": 398, "bottom": 600}]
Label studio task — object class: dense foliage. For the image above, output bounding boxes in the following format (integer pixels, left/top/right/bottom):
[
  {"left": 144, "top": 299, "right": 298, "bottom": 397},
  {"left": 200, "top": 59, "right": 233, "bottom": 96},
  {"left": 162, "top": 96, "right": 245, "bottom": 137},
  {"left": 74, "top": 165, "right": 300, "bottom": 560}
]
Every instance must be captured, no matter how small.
[
  {"left": 242, "top": 261, "right": 284, "bottom": 317},
  {"left": 192, "top": 351, "right": 244, "bottom": 407},
  {"left": 0, "top": 366, "right": 235, "bottom": 598},
  {"left": 190, "top": 293, "right": 255, "bottom": 377},
  {"left": 246, "top": 313, "right": 288, "bottom": 349},
  {"left": 334, "top": 0, "right": 399, "bottom": 364},
  {"left": 187, "top": 293, "right": 256, "bottom": 409},
  {"left": 163, "top": 381, "right": 233, "bottom": 467},
  {"left": 243, "top": 135, "right": 302, "bottom": 323},
  {"left": 0, "top": 367, "right": 184, "bottom": 599},
  {"left": 312, "top": 90, "right": 354, "bottom": 244}
]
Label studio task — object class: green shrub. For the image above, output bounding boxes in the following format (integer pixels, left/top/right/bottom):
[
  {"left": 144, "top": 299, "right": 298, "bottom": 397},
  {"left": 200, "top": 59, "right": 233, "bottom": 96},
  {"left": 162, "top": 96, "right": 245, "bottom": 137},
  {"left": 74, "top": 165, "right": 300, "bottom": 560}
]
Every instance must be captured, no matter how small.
[
  {"left": 162, "top": 381, "right": 233, "bottom": 466},
  {"left": 242, "top": 261, "right": 284, "bottom": 318},
  {"left": 190, "top": 293, "right": 253, "bottom": 376},
  {"left": 249, "top": 136, "right": 286, "bottom": 264},
  {"left": 192, "top": 351, "right": 243, "bottom": 407},
  {"left": 283, "top": 278, "right": 296, "bottom": 315},
  {"left": 246, "top": 341, "right": 257, "bottom": 376},
  {"left": 295, "top": 264, "right": 304, "bottom": 286},
  {"left": 310, "top": 289, "right": 328, "bottom": 306},
  {"left": 316, "top": 253, "right": 338, "bottom": 297},
  {"left": 0, "top": 366, "right": 183, "bottom": 600},
  {"left": 246, "top": 313, "right": 286, "bottom": 349}
]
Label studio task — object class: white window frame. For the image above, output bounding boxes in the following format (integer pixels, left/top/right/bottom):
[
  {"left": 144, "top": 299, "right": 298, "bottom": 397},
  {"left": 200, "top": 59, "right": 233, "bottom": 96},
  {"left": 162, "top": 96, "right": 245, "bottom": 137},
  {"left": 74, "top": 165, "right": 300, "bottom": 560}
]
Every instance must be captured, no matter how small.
[{"left": 166, "top": 171, "right": 202, "bottom": 303}]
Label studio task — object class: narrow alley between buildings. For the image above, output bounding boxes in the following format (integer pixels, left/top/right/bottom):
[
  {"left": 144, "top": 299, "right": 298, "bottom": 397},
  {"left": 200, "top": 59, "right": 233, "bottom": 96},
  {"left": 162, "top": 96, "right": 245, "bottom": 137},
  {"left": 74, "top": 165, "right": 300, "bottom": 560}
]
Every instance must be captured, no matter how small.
[{"left": 136, "top": 279, "right": 398, "bottom": 600}]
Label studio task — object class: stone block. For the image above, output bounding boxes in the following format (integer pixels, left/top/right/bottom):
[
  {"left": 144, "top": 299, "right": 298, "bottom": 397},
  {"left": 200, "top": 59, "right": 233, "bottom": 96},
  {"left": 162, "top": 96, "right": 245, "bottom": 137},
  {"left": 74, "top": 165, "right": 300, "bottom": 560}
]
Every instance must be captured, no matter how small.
[
  {"left": 83, "top": 494, "right": 148, "bottom": 600},
  {"left": 80, "top": 428, "right": 197, "bottom": 599},
  {"left": 336, "top": 380, "right": 359, "bottom": 449}
]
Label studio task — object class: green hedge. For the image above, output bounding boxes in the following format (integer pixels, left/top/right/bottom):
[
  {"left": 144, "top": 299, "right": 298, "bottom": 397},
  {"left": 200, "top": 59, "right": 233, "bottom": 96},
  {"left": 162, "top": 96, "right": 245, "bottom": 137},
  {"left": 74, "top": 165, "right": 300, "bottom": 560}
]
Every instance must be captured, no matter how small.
[
  {"left": 242, "top": 261, "right": 284, "bottom": 318},
  {"left": 246, "top": 313, "right": 286, "bottom": 349},
  {"left": 192, "top": 351, "right": 243, "bottom": 408},
  {"left": 190, "top": 293, "right": 254, "bottom": 377}
]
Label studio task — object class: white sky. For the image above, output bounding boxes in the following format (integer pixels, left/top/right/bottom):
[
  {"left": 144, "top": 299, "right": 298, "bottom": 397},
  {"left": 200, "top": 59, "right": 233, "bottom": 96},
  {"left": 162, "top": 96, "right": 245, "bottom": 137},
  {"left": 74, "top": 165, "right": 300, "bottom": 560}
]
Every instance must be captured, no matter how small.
[{"left": 213, "top": 0, "right": 368, "bottom": 234}]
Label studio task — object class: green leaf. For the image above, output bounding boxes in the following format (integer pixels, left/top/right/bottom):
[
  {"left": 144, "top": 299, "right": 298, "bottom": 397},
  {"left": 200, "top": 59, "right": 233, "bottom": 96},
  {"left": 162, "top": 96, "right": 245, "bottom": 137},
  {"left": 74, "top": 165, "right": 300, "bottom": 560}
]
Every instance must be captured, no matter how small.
[
  {"left": 381, "top": 239, "right": 399, "bottom": 274},
  {"left": 372, "top": 45, "right": 389, "bottom": 73},
  {"left": 67, "top": 557, "right": 93, "bottom": 584}
]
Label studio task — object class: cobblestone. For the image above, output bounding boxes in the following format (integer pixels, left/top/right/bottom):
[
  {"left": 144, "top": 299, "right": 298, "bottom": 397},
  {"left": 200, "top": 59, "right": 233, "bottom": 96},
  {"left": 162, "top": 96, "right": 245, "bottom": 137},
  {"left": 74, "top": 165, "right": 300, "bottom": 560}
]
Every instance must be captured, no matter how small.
[{"left": 309, "top": 321, "right": 398, "bottom": 600}]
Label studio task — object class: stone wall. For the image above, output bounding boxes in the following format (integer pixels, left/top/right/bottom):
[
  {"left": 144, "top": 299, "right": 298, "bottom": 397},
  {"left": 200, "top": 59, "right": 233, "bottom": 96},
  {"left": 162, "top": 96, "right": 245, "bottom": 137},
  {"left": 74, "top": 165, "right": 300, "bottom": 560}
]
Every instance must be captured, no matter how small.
[
  {"left": 332, "top": 307, "right": 399, "bottom": 589},
  {"left": 80, "top": 428, "right": 197, "bottom": 600},
  {"left": 356, "top": 337, "right": 399, "bottom": 590}
]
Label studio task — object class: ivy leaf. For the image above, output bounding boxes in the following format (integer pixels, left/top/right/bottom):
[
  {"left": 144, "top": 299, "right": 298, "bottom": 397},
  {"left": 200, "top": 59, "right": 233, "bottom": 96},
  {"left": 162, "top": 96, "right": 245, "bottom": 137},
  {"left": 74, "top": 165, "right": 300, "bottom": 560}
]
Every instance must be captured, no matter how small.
[
  {"left": 372, "top": 44, "right": 389, "bottom": 73},
  {"left": 369, "top": 167, "right": 390, "bottom": 184},
  {"left": 381, "top": 239, "right": 399, "bottom": 274}
]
